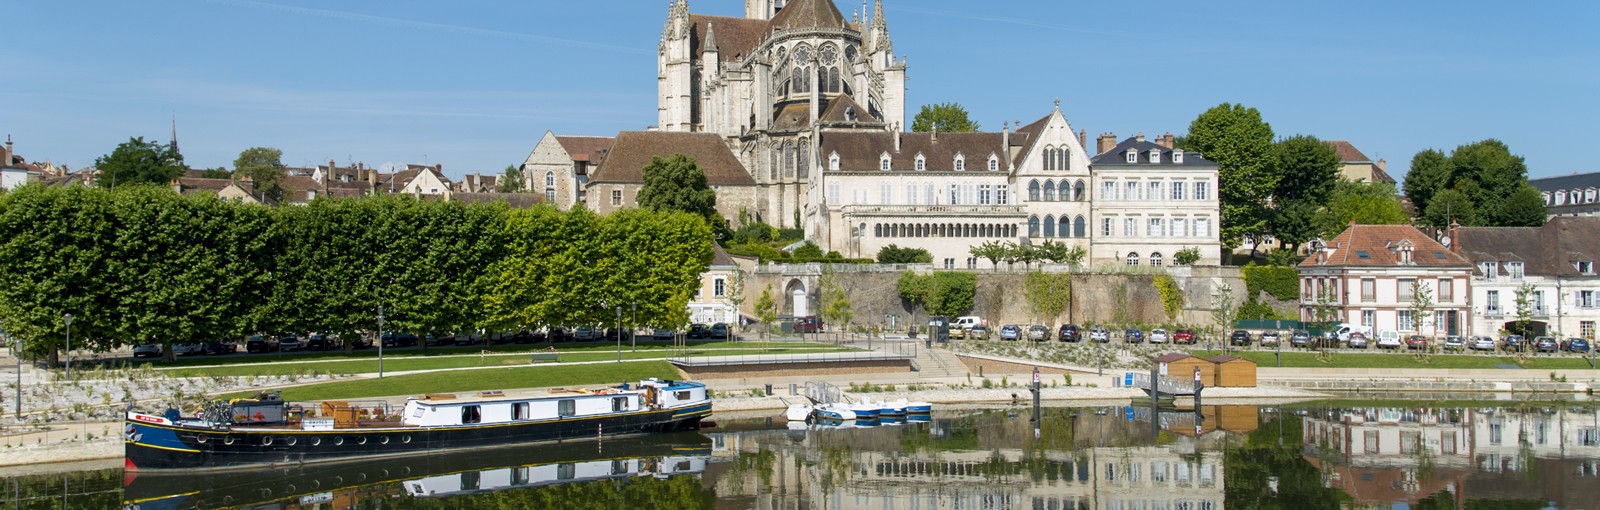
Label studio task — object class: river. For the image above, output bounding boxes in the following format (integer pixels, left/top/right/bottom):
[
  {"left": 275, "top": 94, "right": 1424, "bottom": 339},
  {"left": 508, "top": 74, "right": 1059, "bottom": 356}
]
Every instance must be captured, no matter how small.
[{"left": 4, "top": 401, "right": 1599, "bottom": 509}]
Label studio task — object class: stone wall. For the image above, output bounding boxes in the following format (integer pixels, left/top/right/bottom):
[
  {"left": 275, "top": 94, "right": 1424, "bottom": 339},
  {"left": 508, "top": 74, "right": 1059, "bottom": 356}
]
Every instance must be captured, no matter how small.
[{"left": 677, "top": 360, "right": 909, "bottom": 380}]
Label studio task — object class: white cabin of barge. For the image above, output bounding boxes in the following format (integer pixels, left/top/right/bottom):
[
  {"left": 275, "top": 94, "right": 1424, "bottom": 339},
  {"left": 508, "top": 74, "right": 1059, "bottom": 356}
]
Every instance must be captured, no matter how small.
[{"left": 399, "top": 380, "right": 706, "bottom": 428}]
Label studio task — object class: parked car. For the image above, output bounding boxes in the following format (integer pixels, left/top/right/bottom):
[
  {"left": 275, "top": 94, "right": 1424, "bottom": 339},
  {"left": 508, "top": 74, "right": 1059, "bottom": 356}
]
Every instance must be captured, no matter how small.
[
  {"left": 948, "top": 327, "right": 967, "bottom": 340},
  {"left": 1173, "top": 328, "right": 1195, "bottom": 345},
  {"left": 132, "top": 344, "right": 162, "bottom": 358},
  {"left": 1027, "top": 325, "right": 1049, "bottom": 341},
  {"left": 1469, "top": 336, "right": 1497, "bottom": 351},
  {"left": 1346, "top": 332, "right": 1369, "bottom": 349},
  {"left": 1442, "top": 336, "right": 1465, "bottom": 351},
  {"left": 1149, "top": 328, "right": 1169, "bottom": 344},
  {"left": 1229, "top": 330, "right": 1252, "bottom": 346},
  {"left": 246, "top": 335, "right": 279, "bottom": 353},
  {"left": 684, "top": 324, "right": 707, "bottom": 339},
  {"left": 1057, "top": 324, "right": 1081, "bottom": 342},
  {"left": 307, "top": 334, "right": 340, "bottom": 351},
  {"left": 1124, "top": 328, "right": 1144, "bottom": 344},
  {"left": 998, "top": 325, "right": 1022, "bottom": 341},
  {"left": 1089, "top": 326, "right": 1111, "bottom": 343},
  {"left": 953, "top": 316, "right": 985, "bottom": 331},
  {"left": 1502, "top": 334, "right": 1526, "bottom": 352},
  {"left": 709, "top": 323, "right": 730, "bottom": 339},
  {"left": 1534, "top": 336, "right": 1560, "bottom": 353},
  {"left": 1406, "top": 335, "right": 1429, "bottom": 350},
  {"left": 1290, "top": 330, "right": 1312, "bottom": 348},
  {"left": 1375, "top": 330, "right": 1402, "bottom": 350},
  {"left": 1259, "top": 331, "right": 1281, "bottom": 347},
  {"left": 1562, "top": 338, "right": 1591, "bottom": 353},
  {"left": 277, "top": 336, "right": 305, "bottom": 351},
  {"left": 203, "top": 341, "right": 238, "bottom": 355},
  {"left": 967, "top": 325, "right": 990, "bottom": 340},
  {"left": 651, "top": 328, "right": 675, "bottom": 340},
  {"left": 380, "top": 333, "right": 418, "bottom": 348},
  {"left": 574, "top": 326, "right": 601, "bottom": 341},
  {"left": 793, "top": 316, "right": 824, "bottom": 334},
  {"left": 452, "top": 332, "right": 484, "bottom": 346}
]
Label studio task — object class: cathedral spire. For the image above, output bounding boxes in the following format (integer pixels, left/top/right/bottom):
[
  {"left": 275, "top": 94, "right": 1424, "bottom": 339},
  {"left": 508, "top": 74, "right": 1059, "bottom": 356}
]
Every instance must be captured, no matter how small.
[
  {"left": 868, "top": 0, "right": 891, "bottom": 55},
  {"left": 170, "top": 116, "right": 179, "bottom": 154},
  {"left": 704, "top": 22, "right": 719, "bottom": 53}
]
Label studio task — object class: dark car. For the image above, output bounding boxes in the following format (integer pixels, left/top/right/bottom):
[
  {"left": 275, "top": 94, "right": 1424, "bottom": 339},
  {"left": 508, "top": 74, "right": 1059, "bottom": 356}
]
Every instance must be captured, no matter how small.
[
  {"left": 381, "top": 332, "right": 419, "bottom": 348},
  {"left": 1289, "top": 330, "right": 1312, "bottom": 348},
  {"left": 1534, "top": 336, "right": 1560, "bottom": 353},
  {"left": 1502, "top": 334, "right": 1526, "bottom": 352},
  {"left": 1124, "top": 328, "right": 1144, "bottom": 344},
  {"left": 1058, "top": 324, "right": 1081, "bottom": 342},
  {"left": 547, "top": 328, "right": 569, "bottom": 343},
  {"left": 1405, "top": 335, "right": 1429, "bottom": 350},
  {"left": 793, "top": 316, "right": 824, "bottom": 334},
  {"left": 246, "top": 335, "right": 278, "bottom": 353},
  {"left": 203, "top": 341, "right": 238, "bottom": 355},
  {"left": 306, "top": 334, "right": 341, "bottom": 351},
  {"left": 686, "top": 324, "right": 709, "bottom": 339},
  {"left": 1562, "top": 338, "right": 1591, "bottom": 353},
  {"left": 1229, "top": 330, "right": 1252, "bottom": 346},
  {"left": 709, "top": 323, "right": 730, "bottom": 339},
  {"left": 1173, "top": 328, "right": 1195, "bottom": 345}
]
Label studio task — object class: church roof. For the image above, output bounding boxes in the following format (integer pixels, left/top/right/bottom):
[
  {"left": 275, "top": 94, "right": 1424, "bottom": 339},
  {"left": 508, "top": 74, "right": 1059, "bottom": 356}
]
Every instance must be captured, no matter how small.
[
  {"left": 772, "top": 103, "right": 813, "bottom": 132},
  {"left": 1010, "top": 113, "right": 1053, "bottom": 166},
  {"left": 819, "top": 93, "right": 880, "bottom": 124},
  {"left": 556, "top": 136, "right": 615, "bottom": 163},
  {"left": 769, "top": 0, "right": 848, "bottom": 31},
  {"left": 819, "top": 131, "right": 1011, "bottom": 173},
  {"left": 1090, "top": 136, "right": 1215, "bottom": 168},
  {"left": 690, "top": 15, "right": 768, "bottom": 63},
  {"left": 590, "top": 131, "right": 755, "bottom": 186}
]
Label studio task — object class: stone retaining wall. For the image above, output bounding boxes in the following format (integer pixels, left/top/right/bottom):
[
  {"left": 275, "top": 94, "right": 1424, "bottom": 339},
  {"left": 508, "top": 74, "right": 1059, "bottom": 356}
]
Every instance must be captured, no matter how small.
[
  {"left": 677, "top": 360, "right": 909, "bottom": 380},
  {"left": 1278, "top": 379, "right": 1596, "bottom": 394}
]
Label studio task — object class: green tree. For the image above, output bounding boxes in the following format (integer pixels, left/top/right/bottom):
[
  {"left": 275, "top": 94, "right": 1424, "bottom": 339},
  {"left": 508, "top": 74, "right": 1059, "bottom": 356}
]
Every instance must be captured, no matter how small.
[
  {"left": 499, "top": 165, "right": 527, "bottom": 193},
  {"left": 818, "top": 272, "right": 853, "bottom": 342},
  {"left": 1321, "top": 181, "right": 1409, "bottom": 237},
  {"left": 1182, "top": 103, "right": 1276, "bottom": 252},
  {"left": 1268, "top": 135, "right": 1341, "bottom": 253},
  {"left": 1450, "top": 139, "right": 1529, "bottom": 226},
  {"left": 1404, "top": 148, "right": 1452, "bottom": 215},
  {"left": 911, "top": 102, "right": 980, "bottom": 132},
  {"left": 1174, "top": 247, "right": 1202, "bottom": 266},
  {"left": 1211, "top": 281, "right": 1238, "bottom": 344},
  {"left": 1513, "top": 283, "right": 1537, "bottom": 338},
  {"left": 877, "top": 244, "right": 933, "bottom": 264},
  {"left": 925, "top": 272, "right": 976, "bottom": 318},
  {"left": 95, "top": 136, "right": 186, "bottom": 189},
  {"left": 1421, "top": 187, "right": 1477, "bottom": 229},
  {"left": 199, "top": 167, "right": 230, "bottom": 179},
  {"left": 636, "top": 154, "right": 720, "bottom": 227},
  {"left": 1023, "top": 272, "right": 1072, "bottom": 325},
  {"left": 725, "top": 267, "right": 745, "bottom": 337},
  {"left": 755, "top": 285, "right": 777, "bottom": 340},
  {"left": 969, "top": 240, "right": 1007, "bottom": 269},
  {"left": 0, "top": 185, "right": 119, "bottom": 365},
  {"left": 233, "top": 147, "right": 288, "bottom": 204},
  {"left": 1407, "top": 279, "right": 1434, "bottom": 337},
  {"left": 1498, "top": 184, "right": 1548, "bottom": 227},
  {"left": 1153, "top": 274, "right": 1184, "bottom": 323}
]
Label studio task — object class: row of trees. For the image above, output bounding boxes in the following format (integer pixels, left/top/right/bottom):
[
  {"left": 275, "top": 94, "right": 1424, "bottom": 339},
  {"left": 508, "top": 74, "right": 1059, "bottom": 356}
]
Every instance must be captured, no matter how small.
[
  {"left": 1405, "top": 139, "right": 1546, "bottom": 229},
  {"left": 0, "top": 185, "right": 712, "bottom": 363}
]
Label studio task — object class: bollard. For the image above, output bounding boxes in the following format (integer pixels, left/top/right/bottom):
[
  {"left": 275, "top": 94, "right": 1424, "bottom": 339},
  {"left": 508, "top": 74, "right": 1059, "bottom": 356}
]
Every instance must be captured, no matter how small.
[
  {"left": 790, "top": 383, "right": 798, "bottom": 396},
  {"left": 764, "top": 384, "right": 773, "bottom": 396}
]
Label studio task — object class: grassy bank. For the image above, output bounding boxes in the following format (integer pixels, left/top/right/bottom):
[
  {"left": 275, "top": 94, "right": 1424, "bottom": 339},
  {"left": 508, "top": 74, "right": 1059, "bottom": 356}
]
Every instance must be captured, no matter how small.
[
  {"left": 227, "top": 361, "right": 683, "bottom": 402},
  {"left": 1192, "top": 350, "right": 1599, "bottom": 370},
  {"left": 163, "top": 343, "right": 856, "bottom": 377}
]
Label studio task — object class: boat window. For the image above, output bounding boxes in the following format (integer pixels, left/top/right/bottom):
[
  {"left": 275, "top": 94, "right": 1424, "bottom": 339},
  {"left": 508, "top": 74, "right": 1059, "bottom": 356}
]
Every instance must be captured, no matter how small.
[
  {"left": 612, "top": 396, "right": 628, "bottom": 412},
  {"left": 558, "top": 399, "right": 576, "bottom": 417},
  {"left": 675, "top": 391, "right": 691, "bottom": 400},
  {"left": 612, "top": 460, "right": 629, "bottom": 475},
  {"left": 513, "top": 402, "right": 530, "bottom": 420},
  {"left": 557, "top": 463, "right": 576, "bottom": 480},
  {"left": 461, "top": 405, "right": 481, "bottom": 424}
]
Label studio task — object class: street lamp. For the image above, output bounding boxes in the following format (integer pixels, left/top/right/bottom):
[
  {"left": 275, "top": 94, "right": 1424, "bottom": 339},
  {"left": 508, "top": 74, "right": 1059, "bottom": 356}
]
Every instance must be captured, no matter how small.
[
  {"left": 631, "top": 302, "right": 637, "bottom": 352},
  {"left": 63, "top": 313, "right": 72, "bottom": 380},
  {"left": 615, "top": 306, "right": 623, "bottom": 362},
  {"left": 376, "top": 305, "right": 385, "bottom": 378}
]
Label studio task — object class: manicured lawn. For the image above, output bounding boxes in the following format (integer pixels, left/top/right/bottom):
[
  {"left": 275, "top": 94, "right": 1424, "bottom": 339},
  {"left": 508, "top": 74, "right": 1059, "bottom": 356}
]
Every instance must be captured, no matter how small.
[
  {"left": 1190, "top": 350, "right": 1600, "bottom": 370},
  {"left": 166, "top": 345, "right": 859, "bottom": 377},
  {"left": 150, "top": 340, "right": 825, "bottom": 368},
  {"left": 233, "top": 361, "right": 683, "bottom": 402}
]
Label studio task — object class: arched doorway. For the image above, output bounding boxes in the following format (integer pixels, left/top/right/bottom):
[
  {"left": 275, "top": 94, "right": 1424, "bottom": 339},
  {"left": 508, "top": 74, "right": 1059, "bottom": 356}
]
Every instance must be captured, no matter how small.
[{"left": 786, "top": 279, "right": 809, "bottom": 317}]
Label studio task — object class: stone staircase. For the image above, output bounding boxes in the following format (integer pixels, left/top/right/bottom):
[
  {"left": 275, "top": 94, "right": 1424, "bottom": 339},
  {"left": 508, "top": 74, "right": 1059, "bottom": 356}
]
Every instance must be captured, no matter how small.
[{"left": 913, "top": 344, "right": 970, "bottom": 379}]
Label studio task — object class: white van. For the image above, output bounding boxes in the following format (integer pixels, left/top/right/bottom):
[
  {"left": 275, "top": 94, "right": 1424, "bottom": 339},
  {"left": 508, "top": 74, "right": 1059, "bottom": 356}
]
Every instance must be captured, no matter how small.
[
  {"left": 953, "top": 316, "right": 985, "bottom": 330},
  {"left": 1332, "top": 324, "right": 1372, "bottom": 341}
]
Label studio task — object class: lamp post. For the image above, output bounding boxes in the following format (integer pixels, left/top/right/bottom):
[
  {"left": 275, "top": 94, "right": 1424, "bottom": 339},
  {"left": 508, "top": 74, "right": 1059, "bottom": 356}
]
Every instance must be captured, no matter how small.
[
  {"left": 616, "top": 306, "right": 623, "bottom": 362},
  {"left": 63, "top": 313, "right": 72, "bottom": 380},
  {"left": 631, "top": 302, "right": 637, "bottom": 352},
  {"left": 376, "top": 305, "right": 385, "bottom": 378}
]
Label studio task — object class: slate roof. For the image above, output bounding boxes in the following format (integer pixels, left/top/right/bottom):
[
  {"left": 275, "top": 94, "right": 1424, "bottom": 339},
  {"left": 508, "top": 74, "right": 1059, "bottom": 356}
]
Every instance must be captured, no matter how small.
[
  {"left": 690, "top": 15, "right": 769, "bottom": 63},
  {"left": 1300, "top": 224, "right": 1471, "bottom": 268},
  {"left": 588, "top": 131, "right": 756, "bottom": 186},
  {"left": 1325, "top": 141, "right": 1371, "bottom": 163},
  {"left": 556, "top": 136, "right": 615, "bottom": 163},
  {"left": 817, "top": 131, "right": 1011, "bottom": 172},
  {"left": 769, "top": 0, "right": 848, "bottom": 31},
  {"left": 1009, "top": 113, "right": 1051, "bottom": 167},
  {"left": 1455, "top": 216, "right": 1600, "bottom": 277},
  {"left": 174, "top": 177, "right": 232, "bottom": 193},
  {"left": 818, "top": 93, "right": 880, "bottom": 125},
  {"left": 710, "top": 243, "right": 737, "bottom": 267},
  {"left": 1090, "top": 136, "right": 1214, "bottom": 168}
]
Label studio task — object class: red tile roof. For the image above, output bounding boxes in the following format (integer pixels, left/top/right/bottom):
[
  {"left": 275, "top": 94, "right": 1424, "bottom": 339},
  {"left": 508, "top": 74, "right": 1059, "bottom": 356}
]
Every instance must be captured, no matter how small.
[
  {"left": 555, "top": 136, "right": 615, "bottom": 163},
  {"left": 589, "top": 131, "right": 755, "bottom": 186},
  {"left": 1301, "top": 224, "right": 1471, "bottom": 268}
]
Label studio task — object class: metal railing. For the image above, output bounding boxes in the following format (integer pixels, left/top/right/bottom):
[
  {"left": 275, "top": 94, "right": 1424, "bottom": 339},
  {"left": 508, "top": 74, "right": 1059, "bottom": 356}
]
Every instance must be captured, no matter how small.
[{"left": 1123, "top": 372, "right": 1199, "bottom": 396}]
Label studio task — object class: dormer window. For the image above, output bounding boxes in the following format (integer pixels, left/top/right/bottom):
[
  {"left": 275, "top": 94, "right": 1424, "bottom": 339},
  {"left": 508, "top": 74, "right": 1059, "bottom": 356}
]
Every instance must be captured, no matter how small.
[
  {"left": 1397, "top": 239, "right": 1415, "bottom": 265},
  {"left": 953, "top": 154, "right": 965, "bottom": 171},
  {"left": 1173, "top": 149, "right": 1184, "bottom": 163},
  {"left": 828, "top": 152, "right": 840, "bottom": 171},
  {"left": 879, "top": 153, "right": 891, "bottom": 171},
  {"left": 1126, "top": 150, "right": 1137, "bottom": 163},
  {"left": 1578, "top": 261, "right": 1594, "bottom": 274},
  {"left": 1543, "top": 193, "right": 1552, "bottom": 205},
  {"left": 988, "top": 154, "right": 999, "bottom": 171},
  {"left": 915, "top": 154, "right": 926, "bottom": 172},
  {"left": 1508, "top": 261, "right": 1525, "bottom": 279},
  {"left": 1149, "top": 150, "right": 1161, "bottom": 164},
  {"left": 1587, "top": 188, "right": 1597, "bottom": 203},
  {"left": 1556, "top": 191, "right": 1567, "bottom": 205}
]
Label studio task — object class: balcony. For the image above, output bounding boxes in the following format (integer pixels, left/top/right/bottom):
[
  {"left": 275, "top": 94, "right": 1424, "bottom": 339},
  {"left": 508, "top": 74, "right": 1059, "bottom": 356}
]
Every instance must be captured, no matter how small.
[{"left": 839, "top": 204, "right": 1028, "bottom": 217}]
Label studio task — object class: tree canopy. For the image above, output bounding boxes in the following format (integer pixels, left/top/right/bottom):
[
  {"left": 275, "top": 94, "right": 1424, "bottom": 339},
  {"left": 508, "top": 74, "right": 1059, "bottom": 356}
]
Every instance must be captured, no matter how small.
[
  {"left": 499, "top": 165, "right": 526, "bottom": 193},
  {"left": 637, "top": 154, "right": 720, "bottom": 228},
  {"left": 233, "top": 147, "right": 287, "bottom": 203},
  {"left": 1404, "top": 139, "right": 1544, "bottom": 227},
  {"left": 95, "top": 136, "right": 185, "bottom": 189},
  {"left": 911, "top": 102, "right": 980, "bottom": 133},
  {"left": 877, "top": 244, "right": 932, "bottom": 264},
  {"left": 1267, "top": 135, "right": 1342, "bottom": 252},
  {"left": 1321, "top": 180, "right": 1409, "bottom": 232},
  {"left": 1182, "top": 103, "right": 1275, "bottom": 250}
]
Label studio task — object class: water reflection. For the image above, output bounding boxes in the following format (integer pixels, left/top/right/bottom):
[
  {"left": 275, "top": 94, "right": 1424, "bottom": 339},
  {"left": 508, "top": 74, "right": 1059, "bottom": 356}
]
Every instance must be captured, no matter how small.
[{"left": 1, "top": 402, "right": 1597, "bottom": 508}]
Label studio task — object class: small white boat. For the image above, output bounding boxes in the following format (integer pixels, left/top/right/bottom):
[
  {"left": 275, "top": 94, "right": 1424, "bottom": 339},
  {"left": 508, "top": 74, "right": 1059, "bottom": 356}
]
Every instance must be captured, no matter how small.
[
  {"left": 879, "top": 399, "right": 908, "bottom": 416},
  {"left": 905, "top": 401, "right": 933, "bottom": 414},
  {"left": 813, "top": 403, "right": 856, "bottom": 421},
  {"left": 784, "top": 404, "right": 813, "bottom": 422},
  {"left": 848, "top": 402, "right": 881, "bottom": 419}
]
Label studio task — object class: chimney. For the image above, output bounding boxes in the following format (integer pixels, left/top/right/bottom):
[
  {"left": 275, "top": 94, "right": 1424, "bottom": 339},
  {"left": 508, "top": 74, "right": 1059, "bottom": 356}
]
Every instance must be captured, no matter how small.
[
  {"left": 1377, "top": 158, "right": 1387, "bottom": 172},
  {"left": 1078, "top": 129, "right": 1087, "bottom": 149},
  {"left": 1136, "top": 132, "right": 1145, "bottom": 143},
  {"left": 368, "top": 168, "right": 378, "bottom": 188},
  {"left": 170, "top": 178, "right": 182, "bottom": 194},
  {"left": 1159, "top": 132, "right": 1175, "bottom": 149},
  {"left": 1002, "top": 121, "right": 1010, "bottom": 156},
  {"left": 1096, "top": 132, "right": 1117, "bottom": 155},
  {"left": 1448, "top": 220, "right": 1462, "bottom": 254},
  {"left": 931, "top": 122, "right": 938, "bottom": 143},
  {"left": 3, "top": 135, "right": 12, "bottom": 163}
]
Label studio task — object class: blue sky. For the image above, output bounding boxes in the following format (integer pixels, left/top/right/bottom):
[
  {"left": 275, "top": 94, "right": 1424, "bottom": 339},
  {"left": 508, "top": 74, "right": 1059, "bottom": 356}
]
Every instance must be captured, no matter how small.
[{"left": 4, "top": 0, "right": 1597, "bottom": 183}]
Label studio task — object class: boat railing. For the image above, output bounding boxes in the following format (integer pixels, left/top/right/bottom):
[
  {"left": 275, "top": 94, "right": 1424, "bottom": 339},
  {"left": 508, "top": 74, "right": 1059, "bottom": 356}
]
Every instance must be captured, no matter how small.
[{"left": 311, "top": 400, "right": 401, "bottom": 428}]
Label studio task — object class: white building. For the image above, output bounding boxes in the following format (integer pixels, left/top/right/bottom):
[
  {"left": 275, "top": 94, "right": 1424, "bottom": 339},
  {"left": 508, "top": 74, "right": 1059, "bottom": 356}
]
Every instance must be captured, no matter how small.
[
  {"left": 1455, "top": 217, "right": 1600, "bottom": 339},
  {"left": 688, "top": 245, "right": 742, "bottom": 325},
  {"left": 1299, "top": 224, "right": 1474, "bottom": 337},
  {"left": 1089, "top": 134, "right": 1223, "bottom": 267}
]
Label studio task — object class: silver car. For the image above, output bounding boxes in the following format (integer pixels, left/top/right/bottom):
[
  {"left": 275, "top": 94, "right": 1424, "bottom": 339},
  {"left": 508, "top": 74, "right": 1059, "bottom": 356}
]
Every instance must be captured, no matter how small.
[
  {"left": 1149, "top": 328, "right": 1169, "bottom": 344},
  {"left": 1260, "top": 331, "right": 1281, "bottom": 347},
  {"left": 1469, "top": 336, "right": 1497, "bottom": 351},
  {"left": 1026, "top": 325, "right": 1049, "bottom": 341},
  {"left": 1089, "top": 326, "right": 1111, "bottom": 343}
]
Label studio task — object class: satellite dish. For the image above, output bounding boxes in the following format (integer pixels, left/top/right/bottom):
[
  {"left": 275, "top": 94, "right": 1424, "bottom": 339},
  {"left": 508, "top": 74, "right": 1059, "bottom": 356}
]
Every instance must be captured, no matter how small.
[{"left": 1441, "top": 236, "right": 1452, "bottom": 247}]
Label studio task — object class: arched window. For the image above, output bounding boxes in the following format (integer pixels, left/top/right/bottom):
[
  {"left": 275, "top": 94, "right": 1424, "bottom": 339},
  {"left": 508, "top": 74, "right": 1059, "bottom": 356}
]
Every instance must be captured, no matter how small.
[
  {"left": 545, "top": 171, "right": 554, "bottom": 188},
  {"left": 1074, "top": 215, "right": 1086, "bottom": 238},
  {"left": 915, "top": 154, "right": 926, "bottom": 171},
  {"left": 1043, "top": 147, "right": 1055, "bottom": 171},
  {"left": 1044, "top": 215, "right": 1056, "bottom": 238},
  {"left": 784, "top": 142, "right": 796, "bottom": 177},
  {"left": 1126, "top": 253, "right": 1140, "bottom": 266},
  {"left": 1059, "top": 216, "right": 1070, "bottom": 238},
  {"left": 1028, "top": 216, "right": 1040, "bottom": 238},
  {"left": 793, "top": 66, "right": 808, "bottom": 93},
  {"left": 880, "top": 153, "right": 892, "bottom": 171},
  {"left": 874, "top": 224, "right": 882, "bottom": 237},
  {"left": 988, "top": 154, "right": 999, "bottom": 171},
  {"left": 1058, "top": 147, "right": 1070, "bottom": 171},
  {"left": 1150, "top": 252, "right": 1164, "bottom": 267},
  {"left": 829, "top": 67, "right": 840, "bottom": 93},
  {"left": 797, "top": 139, "right": 810, "bottom": 178},
  {"left": 1073, "top": 180, "right": 1085, "bottom": 201},
  {"left": 828, "top": 152, "right": 840, "bottom": 171},
  {"left": 1028, "top": 180, "right": 1041, "bottom": 201},
  {"left": 770, "top": 144, "right": 781, "bottom": 180},
  {"left": 954, "top": 154, "right": 965, "bottom": 171},
  {"left": 1043, "top": 180, "right": 1056, "bottom": 202}
]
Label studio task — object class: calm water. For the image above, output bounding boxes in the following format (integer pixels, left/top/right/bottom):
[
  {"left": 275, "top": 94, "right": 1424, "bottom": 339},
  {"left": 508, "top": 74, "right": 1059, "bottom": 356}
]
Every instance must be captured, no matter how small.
[{"left": 4, "top": 402, "right": 1599, "bottom": 509}]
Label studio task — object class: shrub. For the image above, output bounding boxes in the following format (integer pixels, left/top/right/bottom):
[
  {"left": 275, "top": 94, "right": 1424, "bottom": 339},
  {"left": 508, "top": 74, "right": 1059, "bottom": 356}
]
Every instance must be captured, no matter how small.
[
  {"left": 1174, "top": 247, "right": 1202, "bottom": 266},
  {"left": 1242, "top": 263, "right": 1300, "bottom": 301},
  {"left": 793, "top": 242, "right": 823, "bottom": 260},
  {"left": 878, "top": 244, "right": 934, "bottom": 264},
  {"left": 776, "top": 227, "right": 804, "bottom": 242}
]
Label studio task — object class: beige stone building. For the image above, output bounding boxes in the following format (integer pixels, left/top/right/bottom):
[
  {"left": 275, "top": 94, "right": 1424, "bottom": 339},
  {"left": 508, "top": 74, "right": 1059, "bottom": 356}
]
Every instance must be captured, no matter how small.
[
  {"left": 1090, "top": 133, "right": 1223, "bottom": 267},
  {"left": 585, "top": 131, "right": 758, "bottom": 227},
  {"left": 520, "top": 132, "right": 613, "bottom": 209},
  {"left": 1326, "top": 140, "right": 1394, "bottom": 185}
]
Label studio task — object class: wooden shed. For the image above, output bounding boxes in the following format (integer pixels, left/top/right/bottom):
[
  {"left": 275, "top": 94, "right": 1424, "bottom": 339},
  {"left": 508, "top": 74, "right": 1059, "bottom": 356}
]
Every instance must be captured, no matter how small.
[
  {"left": 1153, "top": 353, "right": 1213, "bottom": 386},
  {"left": 1216, "top": 405, "right": 1260, "bottom": 434},
  {"left": 1208, "top": 355, "right": 1257, "bottom": 387}
]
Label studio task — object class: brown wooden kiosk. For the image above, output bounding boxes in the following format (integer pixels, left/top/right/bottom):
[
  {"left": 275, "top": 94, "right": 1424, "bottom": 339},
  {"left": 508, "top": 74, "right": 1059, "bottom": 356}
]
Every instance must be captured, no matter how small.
[
  {"left": 1153, "top": 353, "right": 1213, "bottom": 385},
  {"left": 1207, "top": 355, "right": 1257, "bottom": 387}
]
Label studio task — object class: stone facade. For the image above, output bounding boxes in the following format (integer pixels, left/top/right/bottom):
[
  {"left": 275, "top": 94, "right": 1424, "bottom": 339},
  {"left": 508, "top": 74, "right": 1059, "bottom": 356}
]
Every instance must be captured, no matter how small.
[{"left": 1299, "top": 224, "right": 1474, "bottom": 338}]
